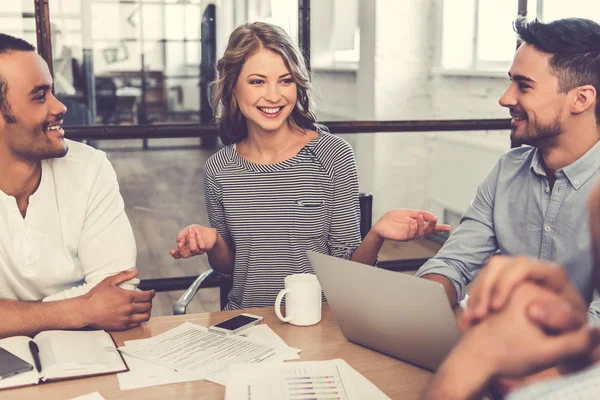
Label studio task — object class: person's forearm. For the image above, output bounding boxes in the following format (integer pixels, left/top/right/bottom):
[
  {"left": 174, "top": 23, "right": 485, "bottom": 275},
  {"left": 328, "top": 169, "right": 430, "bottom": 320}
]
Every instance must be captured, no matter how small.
[
  {"left": 350, "top": 230, "right": 384, "bottom": 266},
  {"left": 0, "top": 298, "right": 87, "bottom": 338},
  {"left": 207, "top": 233, "right": 235, "bottom": 274},
  {"left": 422, "top": 341, "right": 493, "bottom": 400},
  {"left": 421, "top": 273, "right": 458, "bottom": 305}
]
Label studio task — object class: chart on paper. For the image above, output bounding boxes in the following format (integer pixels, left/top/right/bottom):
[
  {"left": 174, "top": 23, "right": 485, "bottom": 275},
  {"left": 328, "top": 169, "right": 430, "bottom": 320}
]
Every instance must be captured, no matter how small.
[
  {"left": 283, "top": 367, "right": 349, "bottom": 400},
  {"left": 226, "top": 360, "right": 357, "bottom": 400}
]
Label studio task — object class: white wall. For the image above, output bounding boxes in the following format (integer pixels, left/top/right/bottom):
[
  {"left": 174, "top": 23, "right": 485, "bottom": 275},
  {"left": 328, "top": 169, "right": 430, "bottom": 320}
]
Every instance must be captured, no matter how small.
[
  {"left": 312, "top": 71, "right": 358, "bottom": 120},
  {"left": 312, "top": 0, "right": 512, "bottom": 221}
]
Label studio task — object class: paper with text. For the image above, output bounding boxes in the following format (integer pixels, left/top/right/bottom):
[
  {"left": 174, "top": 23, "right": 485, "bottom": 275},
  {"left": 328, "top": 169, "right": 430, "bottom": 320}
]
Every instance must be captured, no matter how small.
[
  {"left": 120, "top": 322, "right": 299, "bottom": 385},
  {"left": 117, "top": 324, "right": 300, "bottom": 390}
]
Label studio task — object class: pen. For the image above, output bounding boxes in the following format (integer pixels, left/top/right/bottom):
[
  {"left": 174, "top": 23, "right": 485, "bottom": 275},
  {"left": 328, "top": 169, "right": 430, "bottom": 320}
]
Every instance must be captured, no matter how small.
[{"left": 28, "top": 341, "right": 42, "bottom": 373}]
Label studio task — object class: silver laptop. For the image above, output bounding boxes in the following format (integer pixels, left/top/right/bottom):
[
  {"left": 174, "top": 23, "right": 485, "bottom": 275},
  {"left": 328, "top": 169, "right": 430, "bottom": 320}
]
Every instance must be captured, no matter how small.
[{"left": 307, "top": 250, "right": 461, "bottom": 371}]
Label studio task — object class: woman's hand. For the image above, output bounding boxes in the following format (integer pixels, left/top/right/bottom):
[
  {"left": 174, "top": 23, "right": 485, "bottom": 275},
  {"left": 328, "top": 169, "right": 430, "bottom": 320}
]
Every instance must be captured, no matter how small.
[
  {"left": 169, "top": 224, "right": 218, "bottom": 259},
  {"left": 372, "top": 209, "right": 451, "bottom": 242}
]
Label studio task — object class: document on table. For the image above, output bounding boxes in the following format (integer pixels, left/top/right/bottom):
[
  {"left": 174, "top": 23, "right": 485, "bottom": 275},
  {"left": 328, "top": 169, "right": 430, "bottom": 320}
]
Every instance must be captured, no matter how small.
[
  {"left": 117, "top": 324, "right": 299, "bottom": 390},
  {"left": 238, "top": 324, "right": 301, "bottom": 359},
  {"left": 119, "top": 322, "right": 300, "bottom": 385},
  {"left": 117, "top": 350, "right": 199, "bottom": 391},
  {"left": 225, "top": 359, "right": 391, "bottom": 400}
]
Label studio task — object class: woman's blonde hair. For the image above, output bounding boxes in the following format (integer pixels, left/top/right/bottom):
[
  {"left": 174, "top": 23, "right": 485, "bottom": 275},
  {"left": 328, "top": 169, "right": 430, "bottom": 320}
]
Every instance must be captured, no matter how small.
[{"left": 211, "top": 22, "right": 322, "bottom": 145}]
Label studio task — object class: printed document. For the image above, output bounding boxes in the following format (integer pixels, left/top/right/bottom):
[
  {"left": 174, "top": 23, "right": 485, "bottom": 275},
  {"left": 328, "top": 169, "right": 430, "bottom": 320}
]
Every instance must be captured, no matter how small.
[
  {"left": 117, "top": 324, "right": 298, "bottom": 390},
  {"left": 225, "top": 359, "right": 391, "bottom": 400},
  {"left": 120, "top": 322, "right": 299, "bottom": 385}
]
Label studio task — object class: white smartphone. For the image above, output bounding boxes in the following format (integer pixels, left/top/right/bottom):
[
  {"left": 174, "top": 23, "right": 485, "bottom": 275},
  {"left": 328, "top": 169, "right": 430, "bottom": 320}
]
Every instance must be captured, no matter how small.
[{"left": 208, "top": 313, "right": 264, "bottom": 336}]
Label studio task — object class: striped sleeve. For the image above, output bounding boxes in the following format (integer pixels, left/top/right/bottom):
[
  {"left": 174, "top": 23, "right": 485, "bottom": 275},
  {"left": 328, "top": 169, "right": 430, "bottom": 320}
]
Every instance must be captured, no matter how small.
[
  {"left": 203, "top": 155, "right": 234, "bottom": 253},
  {"left": 321, "top": 137, "right": 361, "bottom": 259}
]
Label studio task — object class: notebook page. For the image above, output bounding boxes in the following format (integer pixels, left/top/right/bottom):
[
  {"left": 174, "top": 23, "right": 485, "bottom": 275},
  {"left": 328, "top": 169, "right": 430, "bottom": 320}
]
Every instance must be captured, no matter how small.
[
  {"left": 34, "top": 330, "right": 124, "bottom": 380},
  {"left": 0, "top": 336, "right": 40, "bottom": 389}
]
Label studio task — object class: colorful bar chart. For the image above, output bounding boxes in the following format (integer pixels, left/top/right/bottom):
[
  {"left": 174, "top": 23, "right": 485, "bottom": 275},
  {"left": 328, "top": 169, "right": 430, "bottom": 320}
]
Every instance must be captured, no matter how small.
[{"left": 284, "top": 369, "right": 348, "bottom": 400}]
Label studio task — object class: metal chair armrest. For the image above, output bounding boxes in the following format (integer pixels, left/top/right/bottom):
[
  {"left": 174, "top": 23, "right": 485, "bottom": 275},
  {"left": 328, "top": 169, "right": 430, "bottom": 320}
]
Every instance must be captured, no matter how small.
[{"left": 173, "top": 269, "right": 214, "bottom": 315}]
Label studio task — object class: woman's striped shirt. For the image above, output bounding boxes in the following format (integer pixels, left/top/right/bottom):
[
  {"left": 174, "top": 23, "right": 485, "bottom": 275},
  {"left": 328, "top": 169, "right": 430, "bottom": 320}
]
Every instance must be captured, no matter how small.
[{"left": 203, "top": 132, "right": 361, "bottom": 310}]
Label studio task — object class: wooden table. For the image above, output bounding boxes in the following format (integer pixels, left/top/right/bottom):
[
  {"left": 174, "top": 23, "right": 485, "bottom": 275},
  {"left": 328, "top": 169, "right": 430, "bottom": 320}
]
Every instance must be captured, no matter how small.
[{"left": 6, "top": 305, "right": 433, "bottom": 400}]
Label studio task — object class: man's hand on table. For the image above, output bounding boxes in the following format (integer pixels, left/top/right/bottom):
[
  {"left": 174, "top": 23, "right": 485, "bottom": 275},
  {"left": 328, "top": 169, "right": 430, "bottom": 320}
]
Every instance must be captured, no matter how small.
[{"left": 81, "top": 270, "right": 155, "bottom": 331}]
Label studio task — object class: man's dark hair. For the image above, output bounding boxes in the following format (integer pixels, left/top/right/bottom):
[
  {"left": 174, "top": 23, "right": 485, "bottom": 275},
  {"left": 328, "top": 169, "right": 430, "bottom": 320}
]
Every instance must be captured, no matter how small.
[
  {"left": 514, "top": 18, "right": 600, "bottom": 125},
  {"left": 0, "top": 34, "right": 36, "bottom": 124}
]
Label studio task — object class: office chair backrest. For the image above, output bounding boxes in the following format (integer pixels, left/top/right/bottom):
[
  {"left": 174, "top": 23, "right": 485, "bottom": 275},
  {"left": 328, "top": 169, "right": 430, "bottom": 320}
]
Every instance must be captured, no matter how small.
[
  {"left": 95, "top": 76, "right": 118, "bottom": 124},
  {"left": 359, "top": 193, "right": 373, "bottom": 240}
]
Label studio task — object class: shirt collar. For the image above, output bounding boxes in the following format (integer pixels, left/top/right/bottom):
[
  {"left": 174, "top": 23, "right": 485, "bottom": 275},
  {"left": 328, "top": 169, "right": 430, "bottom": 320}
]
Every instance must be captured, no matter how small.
[
  {"left": 530, "top": 141, "right": 600, "bottom": 190},
  {"left": 562, "top": 140, "right": 600, "bottom": 190},
  {"left": 530, "top": 148, "right": 547, "bottom": 177}
]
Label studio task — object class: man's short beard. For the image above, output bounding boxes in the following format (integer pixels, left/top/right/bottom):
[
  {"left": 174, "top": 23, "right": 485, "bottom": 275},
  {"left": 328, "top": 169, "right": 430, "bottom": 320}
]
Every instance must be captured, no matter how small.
[{"left": 510, "top": 114, "right": 562, "bottom": 148}]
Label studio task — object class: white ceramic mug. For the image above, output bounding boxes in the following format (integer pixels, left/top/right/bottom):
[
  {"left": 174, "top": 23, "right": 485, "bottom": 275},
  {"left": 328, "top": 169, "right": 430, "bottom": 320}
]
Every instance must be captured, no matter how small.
[{"left": 274, "top": 274, "right": 322, "bottom": 326}]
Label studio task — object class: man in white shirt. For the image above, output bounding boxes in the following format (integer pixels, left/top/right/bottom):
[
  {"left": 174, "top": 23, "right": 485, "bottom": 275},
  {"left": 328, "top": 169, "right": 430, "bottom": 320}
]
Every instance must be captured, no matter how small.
[{"left": 0, "top": 34, "right": 154, "bottom": 338}]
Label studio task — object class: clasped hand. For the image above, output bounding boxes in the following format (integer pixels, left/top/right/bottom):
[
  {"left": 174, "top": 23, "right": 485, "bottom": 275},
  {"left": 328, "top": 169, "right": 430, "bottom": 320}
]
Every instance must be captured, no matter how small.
[{"left": 460, "top": 256, "right": 600, "bottom": 379}]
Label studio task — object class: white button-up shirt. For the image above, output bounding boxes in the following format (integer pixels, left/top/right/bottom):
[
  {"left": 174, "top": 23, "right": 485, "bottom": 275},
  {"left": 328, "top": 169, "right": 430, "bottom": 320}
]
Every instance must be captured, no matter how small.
[{"left": 0, "top": 140, "right": 137, "bottom": 302}]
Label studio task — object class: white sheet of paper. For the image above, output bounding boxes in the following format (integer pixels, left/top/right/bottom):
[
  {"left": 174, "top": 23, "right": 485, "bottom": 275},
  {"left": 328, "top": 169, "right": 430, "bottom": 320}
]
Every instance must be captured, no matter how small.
[
  {"left": 120, "top": 322, "right": 299, "bottom": 385},
  {"left": 117, "top": 324, "right": 300, "bottom": 390},
  {"left": 116, "top": 350, "right": 199, "bottom": 391},
  {"left": 225, "top": 359, "right": 390, "bottom": 400},
  {"left": 238, "top": 324, "right": 301, "bottom": 359},
  {"left": 69, "top": 392, "right": 105, "bottom": 400}
]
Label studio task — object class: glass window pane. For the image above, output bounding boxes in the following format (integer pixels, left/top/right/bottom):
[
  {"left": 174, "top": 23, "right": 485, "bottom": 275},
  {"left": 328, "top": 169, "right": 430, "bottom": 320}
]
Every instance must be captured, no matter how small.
[
  {"left": 543, "top": 0, "right": 600, "bottom": 21},
  {"left": 185, "top": 4, "right": 201, "bottom": 40},
  {"left": 165, "top": 41, "right": 185, "bottom": 75},
  {"left": 2, "top": 1, "right": 34, "bottom": 13},
  {"left": 142, "top": 5, "right": 165, "bottom": 41},
  {"left": 142, "top": 40, "right": 165, "bottom": 71},
  {"left": 95, "top": 40, "right": 142, "bottom": 72},
  {"left": 0, "top": 2, "right": 36, "bottom": 38},
  {"left": 165, "top": 5, "right": 185, "bottom": 40},
  {"left": 246, "top": 0, "right": 298, "bottom": 42},
  {"left": 442, "top": 0, "right": 476, "bottom": 69},
  {"left": 48, "top": 0, "right": 203, "bottom": 126},
  {"left": 186, "top": 41, "right": 200, "bottom": 65},
  {"left": 476, "top": 1, "right": 517, "bottom": 63},
  {"left": 91, "top": 3, "right": 126, "bottom": 41},
  {"left": 51, "top": 0, "right": 81, "bottom": 14},
  {"left": 114, "top": 4, "right": 140, "bottom": 41}
]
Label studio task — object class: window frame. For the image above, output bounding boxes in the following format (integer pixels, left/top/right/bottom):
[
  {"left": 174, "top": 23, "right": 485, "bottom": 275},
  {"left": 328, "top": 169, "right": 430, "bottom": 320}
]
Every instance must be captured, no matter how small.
[{"left": 435, "top": 0, "right": 527, "bottom": 77}]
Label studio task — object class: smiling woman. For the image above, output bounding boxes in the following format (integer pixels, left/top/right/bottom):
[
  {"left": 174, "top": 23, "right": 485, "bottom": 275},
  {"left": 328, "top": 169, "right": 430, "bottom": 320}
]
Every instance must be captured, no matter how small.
[
  {"left": 169, "top": 22, "right": 450, "bottom": 310},
  {"left": 211, "top": 22, "right": 318, "bottom": 146}
]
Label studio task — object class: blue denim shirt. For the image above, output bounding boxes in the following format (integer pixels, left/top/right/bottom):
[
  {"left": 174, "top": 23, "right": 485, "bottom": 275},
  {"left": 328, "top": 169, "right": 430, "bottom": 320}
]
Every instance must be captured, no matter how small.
[{"left": 417, "top": 141, "right": 600, "bottom": 322}]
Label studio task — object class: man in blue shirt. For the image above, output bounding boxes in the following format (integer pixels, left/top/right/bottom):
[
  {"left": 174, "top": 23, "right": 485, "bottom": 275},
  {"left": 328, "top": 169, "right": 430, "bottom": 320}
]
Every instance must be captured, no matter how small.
[
  {"left": 417, "top": 17, "right": 600, "bottom": 322},
  {"left": 422, "top": 134, "right": 600, "bottom": 400}
]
